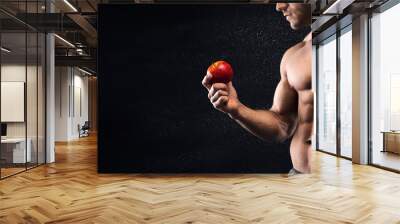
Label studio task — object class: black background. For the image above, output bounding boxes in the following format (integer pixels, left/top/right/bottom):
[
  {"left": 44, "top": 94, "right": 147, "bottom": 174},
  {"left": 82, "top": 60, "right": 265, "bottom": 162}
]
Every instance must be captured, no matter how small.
[{"left": 98, "top": 4, "right": 309, "bottom": 173}]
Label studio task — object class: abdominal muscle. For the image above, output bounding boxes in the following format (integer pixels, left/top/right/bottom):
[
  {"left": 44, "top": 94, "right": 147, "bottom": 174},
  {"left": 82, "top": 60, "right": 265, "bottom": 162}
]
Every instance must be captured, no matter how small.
[{"left": 290, "top": 89, "right": 314, "bottom": 173}]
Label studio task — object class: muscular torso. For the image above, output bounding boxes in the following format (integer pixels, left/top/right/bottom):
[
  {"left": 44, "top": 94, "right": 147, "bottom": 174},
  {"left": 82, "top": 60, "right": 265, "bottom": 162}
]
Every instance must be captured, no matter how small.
[{"left": 283, "top": 37, "right": 313, "bottom": 173}]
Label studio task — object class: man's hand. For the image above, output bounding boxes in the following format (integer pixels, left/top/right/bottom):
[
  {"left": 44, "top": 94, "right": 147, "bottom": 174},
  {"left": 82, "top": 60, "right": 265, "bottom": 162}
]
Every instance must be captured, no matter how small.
[{"left": 202, "top": 72, "right": 241, "bottom": 117}]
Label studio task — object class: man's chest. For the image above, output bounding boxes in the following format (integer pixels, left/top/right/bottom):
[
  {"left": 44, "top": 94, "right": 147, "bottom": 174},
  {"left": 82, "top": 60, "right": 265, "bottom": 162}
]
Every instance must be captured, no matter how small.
[{"left": 285, "top": 46, "right": 312, "bottom": 91}]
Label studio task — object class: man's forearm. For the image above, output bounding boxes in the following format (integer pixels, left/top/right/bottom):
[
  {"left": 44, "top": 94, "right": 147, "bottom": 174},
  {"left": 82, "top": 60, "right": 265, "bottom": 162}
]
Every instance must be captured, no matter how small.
[{"left": 229, "top": 103, "right": 296, "bottom": 142}]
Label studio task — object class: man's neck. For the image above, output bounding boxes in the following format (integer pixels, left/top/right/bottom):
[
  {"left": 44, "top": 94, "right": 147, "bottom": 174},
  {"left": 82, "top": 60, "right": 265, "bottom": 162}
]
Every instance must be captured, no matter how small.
[{"left": 304, "top": 32, "right": 312, "bottom": 42}]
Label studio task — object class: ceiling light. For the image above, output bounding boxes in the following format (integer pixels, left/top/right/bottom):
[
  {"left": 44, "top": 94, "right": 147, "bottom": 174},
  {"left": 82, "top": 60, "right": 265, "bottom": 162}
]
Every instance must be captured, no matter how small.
[
  {"left": 322, "top": 0, "right": 355, "bottom": 15},
  {"left": 1, "top": 47, "right": 11, "bottom": 53},
  {"left": 63, "top": 0, "right": 78, "bottom": 12},
  {"left": 54, "top": 34, "right": 75, "bottom": 48},
  {"left": 78, "top": 67, "right": 93, "bottom": 76}
]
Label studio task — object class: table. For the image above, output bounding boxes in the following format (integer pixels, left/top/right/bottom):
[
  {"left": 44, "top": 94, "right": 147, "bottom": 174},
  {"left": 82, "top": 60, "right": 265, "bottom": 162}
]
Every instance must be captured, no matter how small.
[
  {"left": 1, "top": 138, "right": 32, "bottom": 164},
  {"left": 381, "top": 131, "right": 400, "bottom": 154}
]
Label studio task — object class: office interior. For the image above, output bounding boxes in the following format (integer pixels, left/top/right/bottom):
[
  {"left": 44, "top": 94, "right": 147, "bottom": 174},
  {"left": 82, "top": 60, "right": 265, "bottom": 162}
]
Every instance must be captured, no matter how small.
[
  {"left": 0, "top": 0, "right": 97, "bottom": 179},
  {"left": 314, "top": 1, "right": 400, "bottom": 172},
  {"left": 0, "top": 0, "right": 400, "bottom": 222}
]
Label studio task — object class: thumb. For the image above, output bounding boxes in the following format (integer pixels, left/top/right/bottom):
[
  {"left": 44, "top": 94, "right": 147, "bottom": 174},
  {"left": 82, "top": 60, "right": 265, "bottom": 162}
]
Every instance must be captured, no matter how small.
[{"left": 227, "top": 81, "right": 235, "bottom": 90}]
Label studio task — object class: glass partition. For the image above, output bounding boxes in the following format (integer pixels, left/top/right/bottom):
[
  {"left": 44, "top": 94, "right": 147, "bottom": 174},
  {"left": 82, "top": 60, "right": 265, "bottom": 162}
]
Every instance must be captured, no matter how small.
[
  {"left": 0, "top": 1, "right": 46, "bottom": 179},
  {"left": 27, "top": 30, "right": 38, "bottom": 169},
  {"left": 26, "top": 0, "right": 45, "bottom": 169},
  {"left": 1, "top": 31, "right": 28, "bottom": 177}
]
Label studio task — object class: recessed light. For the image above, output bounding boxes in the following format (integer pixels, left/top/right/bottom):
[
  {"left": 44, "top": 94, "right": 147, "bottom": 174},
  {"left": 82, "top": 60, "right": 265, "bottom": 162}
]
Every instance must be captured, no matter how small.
[
  {"left": 1, "top": 47, "right": 11, "bottom": 53},
  {"left": 63, "top": 0, "right": 78, "bottom": 12},
  {"left": 77, "top": 67, "right": 93, "bottom": 76},
  {"left": 54, "top": 34, "right": 75, "bottom": 48}
]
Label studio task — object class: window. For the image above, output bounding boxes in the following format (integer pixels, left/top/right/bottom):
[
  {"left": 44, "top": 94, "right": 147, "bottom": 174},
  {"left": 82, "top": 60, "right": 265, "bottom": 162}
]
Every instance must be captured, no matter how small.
[
  {"left": 339, "top": 27, "right": 352, "bottom": 158},
  {"left": 317, "top": 35, "right": 337, "bottom": 154},
  {"left": 370, "top": 2, "right": 400, "bottom": 171}
]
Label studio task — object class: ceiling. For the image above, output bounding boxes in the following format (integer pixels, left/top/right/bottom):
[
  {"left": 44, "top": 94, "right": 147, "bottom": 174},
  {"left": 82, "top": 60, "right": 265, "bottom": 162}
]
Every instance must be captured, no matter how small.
[
  {"left": 0, "top": 0, "right": 279, "bottom": 73},
  {"left": 1, "top": 0, "right": 386, "bottom": 73}
]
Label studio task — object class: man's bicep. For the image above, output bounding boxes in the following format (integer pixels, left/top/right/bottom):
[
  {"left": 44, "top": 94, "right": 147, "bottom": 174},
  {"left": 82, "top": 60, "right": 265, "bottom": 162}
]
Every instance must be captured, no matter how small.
[
  {"left": 271, "top": 47, "right": 298, "bottom": 115},
  {"left": 270, "top": 79, "right": 298, "bottom": 115}
]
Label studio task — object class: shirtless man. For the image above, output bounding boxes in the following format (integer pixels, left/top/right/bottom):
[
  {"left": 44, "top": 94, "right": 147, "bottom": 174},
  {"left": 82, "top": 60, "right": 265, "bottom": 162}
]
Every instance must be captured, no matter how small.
[{"left": 202, "top": 3, "right": 313, "bottom": 173}]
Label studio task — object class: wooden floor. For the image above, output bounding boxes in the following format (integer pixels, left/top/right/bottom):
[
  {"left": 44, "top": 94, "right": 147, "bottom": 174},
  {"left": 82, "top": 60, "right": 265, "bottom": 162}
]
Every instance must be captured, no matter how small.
[
  {"left": 1, "top": 135, "right": 400, "bottom": 223},
  {"left": 1, "top": 167, "right": 26, "bottom": 178},
  {"left": 372, "top": 150, "right": 400, "bottom": 171}
]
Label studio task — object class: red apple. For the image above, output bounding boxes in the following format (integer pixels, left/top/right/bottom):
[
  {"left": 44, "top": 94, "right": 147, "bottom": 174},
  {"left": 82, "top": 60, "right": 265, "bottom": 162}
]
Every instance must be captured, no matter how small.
[{"left": 207, "top": 60, "right": 233, "bottom": 83}]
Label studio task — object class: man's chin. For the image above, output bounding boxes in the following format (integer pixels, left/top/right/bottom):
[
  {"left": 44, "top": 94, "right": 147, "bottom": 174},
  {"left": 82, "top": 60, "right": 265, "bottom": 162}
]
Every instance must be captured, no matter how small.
[{"left": 290, "top": 23, "right": 302, "bottom": 30}]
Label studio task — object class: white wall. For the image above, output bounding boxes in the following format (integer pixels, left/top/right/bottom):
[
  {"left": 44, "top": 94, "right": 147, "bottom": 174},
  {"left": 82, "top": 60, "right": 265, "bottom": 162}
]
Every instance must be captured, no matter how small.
[
  {"left": 72, "top": 73, "right": 89, "bottom": 138},
  {"left": 1, "top": 64, "right": 40, "bottom": 138},
  {"left": 1, "top": 65, "right": 27, "bottom": 141},
  {"left": 55, "top": 66, "right": 89, "bottom": 141},
  {"left": 55, "top": 66, "right": 70, "bottom": 141}
]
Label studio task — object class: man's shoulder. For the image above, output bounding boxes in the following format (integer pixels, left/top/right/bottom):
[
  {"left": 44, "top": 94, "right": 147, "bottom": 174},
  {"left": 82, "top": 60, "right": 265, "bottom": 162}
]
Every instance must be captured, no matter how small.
[
  {"left": 284, "top": 33, "right": 312, "bottom": 57},
  {"left": 280, "top": 39, "right": 311, "bottom": 77},
  {"left": 286, "top": 41, "right": 307, "bottom": 55},
  {"left": 283, "top": 39, "right": 311, "bottom": 61},
  {"left": 281, "top": 42, "right": 303, "bottom": 65}
]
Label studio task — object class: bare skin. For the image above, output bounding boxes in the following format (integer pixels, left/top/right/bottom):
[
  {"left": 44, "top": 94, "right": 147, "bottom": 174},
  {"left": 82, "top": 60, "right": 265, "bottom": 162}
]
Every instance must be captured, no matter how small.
[{"left": 202, "top": 3, "right": 313, "bottom": 173}]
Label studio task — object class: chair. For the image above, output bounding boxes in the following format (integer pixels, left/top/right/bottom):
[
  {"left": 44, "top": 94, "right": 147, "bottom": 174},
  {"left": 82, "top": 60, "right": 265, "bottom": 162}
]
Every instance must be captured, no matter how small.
[{"left": 78, "top": 121, "right": 90, "bottom": 138}]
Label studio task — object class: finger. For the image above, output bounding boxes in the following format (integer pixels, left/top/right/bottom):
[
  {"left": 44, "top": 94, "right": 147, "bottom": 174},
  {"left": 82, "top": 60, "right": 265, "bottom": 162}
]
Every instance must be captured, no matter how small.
[
  {"left": 213, "top": 96, "right": 228, "bottom": 109},
  {"left": 208, "top": 83, "right": 228, "bottom": 99},
  {"left": 202, "top": 72, "right": 213, "bottom": 90},
  {"left": 210, "top": 90, "right": 228, "bottom": 103}
]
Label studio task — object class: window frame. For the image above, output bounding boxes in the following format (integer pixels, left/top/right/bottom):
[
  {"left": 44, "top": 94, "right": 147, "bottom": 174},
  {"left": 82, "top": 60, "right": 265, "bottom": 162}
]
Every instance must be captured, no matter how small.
[{"left": 315, "top": 21, "right": 353, "bottom": 160}]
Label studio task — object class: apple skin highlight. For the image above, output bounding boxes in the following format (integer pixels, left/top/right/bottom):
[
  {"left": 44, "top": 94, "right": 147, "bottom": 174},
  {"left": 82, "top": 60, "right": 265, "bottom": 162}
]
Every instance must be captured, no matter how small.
[{"left": 207, "top": 60, "right": 234, "bottom": 84}]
